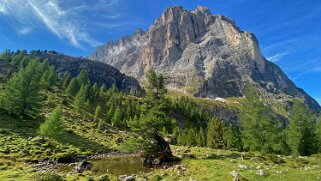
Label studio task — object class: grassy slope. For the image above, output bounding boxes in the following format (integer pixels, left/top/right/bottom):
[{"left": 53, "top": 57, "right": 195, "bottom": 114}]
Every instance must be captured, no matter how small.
[
  {"left": 0, "top": 88, "right": 319, "bottom": 180},
  {"left": 0, "top": 86, "right": 124, "bottom": 180}
]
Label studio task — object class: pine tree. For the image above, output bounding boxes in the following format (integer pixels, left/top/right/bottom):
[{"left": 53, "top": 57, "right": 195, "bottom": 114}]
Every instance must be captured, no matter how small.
[
  {"left": 73, "top": 85, "right": 88, "bottom": 112},
  {"left": 1, "top": 59, "right": 42, "bottom": 115},
  {"left": 186, "top": 128, "right": 196, "bottom": 146},
  {"left": 112, "top": 107, "right": 122, "bottom": 127},
  {"left": 195, "top": 131, "right": 202, "bottom": 147},
  {"left": 286, "top": 100, "right": 317, "bottom": 156},
  {"left": 207, "top": 117, "right": 225, "bottom": 149},
  {"left": 39, "top": 106, "right": 64, "bottom": 138},
  {"left": 127, "top": 70, "right": 174, "bottom": 155},
  {"left": 94, "top": 105, "right": 102, "bottom": 121},
  {"left": 240, "top": 85, "right": 281, "bottom": 153},
  {"left": 76, "top": 70, "right": 90, "bottom": 86},
  {"left": 99, "top": 84, "right": 107, "bottom": 97},
  {"left": 106, "top": 104, "right": 114, "bottom": 123},
  {"left": 224, "top": 125, "right": 242, "bottom": 151},
  {"left": 41, "top": 66, "right": 56, "bottom": 89},
  {"left": 61, "top": 73, "right": 71, "bottom": 89},
  {"left": 91, "top": 83, "right": 99, "bottom": 102},
  {"left": 199, "top": 127, "right": 206, "bottom": 147},
  {"left": 65, "top": 78, "right": 79, "bottom": 97}
]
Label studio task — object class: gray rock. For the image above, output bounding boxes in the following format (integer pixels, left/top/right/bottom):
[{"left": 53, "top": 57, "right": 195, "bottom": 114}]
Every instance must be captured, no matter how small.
[
  {"left": 229, "top": 170, "right": 240, "bottom": 181},
  {"left": 90, "top": 6, "right": 320, "bottom": 113},
  {"left": 256, "top": 169, "right": 267, "bottom": 176},
  {"left": 72, "top": 161, "right": 93, "bottom": 173},
  {"left": 238, "top": 164, "right": 248, "bottom": 170},
  {"left": 118, "top": 175, "right": 136, "bottom": 181}
]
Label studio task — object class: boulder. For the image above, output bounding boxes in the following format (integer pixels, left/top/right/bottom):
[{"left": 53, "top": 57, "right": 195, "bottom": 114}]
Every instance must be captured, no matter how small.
[
  {"left": 141, "top": 133, "right": 180, "bottom": 165},
  {"left": 72, "top": 161, "right": 93, "bottom": 173},
  {"left": 116, "top": 137, "right": 124, "bottom": 144},
  {"left": 118, "top": 175, "right": 135, "bottom": 181}
]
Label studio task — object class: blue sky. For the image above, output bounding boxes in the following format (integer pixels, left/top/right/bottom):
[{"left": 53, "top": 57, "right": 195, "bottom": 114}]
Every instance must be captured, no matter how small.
[{"left": 0, "top": 0, "right": 320, "bottom": 103}]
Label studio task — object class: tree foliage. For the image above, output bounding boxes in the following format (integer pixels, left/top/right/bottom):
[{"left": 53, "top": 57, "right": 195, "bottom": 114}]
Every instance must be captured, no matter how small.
[{"left": 39, "top": 106, "right": 64, "bottom": 138}]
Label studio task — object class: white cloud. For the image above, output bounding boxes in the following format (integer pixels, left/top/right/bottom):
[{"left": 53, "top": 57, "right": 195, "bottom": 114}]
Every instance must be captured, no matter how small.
[
  {"left": 0, "top": 0, "right": 123, "bottom": 48},
  {"left": 18, "top": 27, "right": 33, "bottom": 35},
  {"left": 267, "top": 52, "right": 288, "bottom": 62}
]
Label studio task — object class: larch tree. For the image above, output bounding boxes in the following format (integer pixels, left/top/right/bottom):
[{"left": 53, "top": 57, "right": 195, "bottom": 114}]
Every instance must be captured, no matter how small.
[
  {"left": 286, "top": 99, "right": 317, "bottom": 156},
  {"left": 1, "top": 59, "right": 42, "bottom": 116}
]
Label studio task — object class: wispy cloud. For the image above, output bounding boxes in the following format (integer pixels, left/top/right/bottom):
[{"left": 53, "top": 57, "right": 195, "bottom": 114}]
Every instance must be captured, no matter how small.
[
  {"left": 0, "top": 0, "right": 122, "bottom": 48},
  {"left": 266, "top": 52, "right": 288, "bottom": 62}
]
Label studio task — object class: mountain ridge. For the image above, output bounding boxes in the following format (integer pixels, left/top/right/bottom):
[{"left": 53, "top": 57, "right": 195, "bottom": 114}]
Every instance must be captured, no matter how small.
[{"left": 90, "top": 6, "right": 320, "bottom": 112}]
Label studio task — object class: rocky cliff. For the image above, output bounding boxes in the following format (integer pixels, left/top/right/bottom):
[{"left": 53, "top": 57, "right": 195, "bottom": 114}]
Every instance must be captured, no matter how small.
[
  {"left": 0, "top": 53, "right": 143, "bottom": 94},
  {"left": 90, "top": 6, "right": 320, "bottom": 112}
]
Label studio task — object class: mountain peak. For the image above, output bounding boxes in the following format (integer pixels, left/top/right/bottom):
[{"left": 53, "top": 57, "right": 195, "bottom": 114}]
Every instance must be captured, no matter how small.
[
  {"left": 90, "top": 6, "right": 320, "bottom": 112},
  {"left": 193, "top": 6, "right": 212, "bottom": 15}
]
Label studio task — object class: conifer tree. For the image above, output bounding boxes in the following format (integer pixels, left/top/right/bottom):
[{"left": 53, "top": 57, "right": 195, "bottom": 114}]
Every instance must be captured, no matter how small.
[
  {"left": 76, "top": 70, "right": 90, "bottom": 86},
  {"left": 41, "top": 66, "right": 56, "bottom": 89},
  {"left": 199, "top": 127, "right": 206, "bottom": 147},
  {"left": 287, "top": 100, "right": 317, "bottom": 156},
  {"left": 112, "top": 107, "right": 122, "bottom": 127},
  {"left": 73, "top": 85, "right": 88, "bottom": 112},
  {"left": 240, "top": 85, "right": 281, "bottom": 153},
  {"left": 127, "top": 70, "right": 174, "bottom": 154},
  {"left": 61, "top": 73, "right": 71, "bottom": 89},
  {"left": 1, "top": 59, "right": 42, "bottom": 115},
  {"left": 94, "top": 105, "right": 102, "bottom": 121},
  {"left": 207, "top": 117, "right": 225, "bottom": 149},
  {"left": 224, "top": 125, "right": 242, "bottom": 151},
  {"left": 186, "top": 128, "right": 196, "bottom": 146},
  {"left": 39, "top": 106, "right": 64, "bottom": 138},
  {"left": 99, "top": 84, "right": 107, "bottom": 97},
  {"left": 65, "top": 78, "right": 79, "bottom": 97},
  {"left": 91, "top": 83, "right": 99, "bottom": 102},
  {"left": 106, "top": 103, "right": 114, "bottom": 122}
]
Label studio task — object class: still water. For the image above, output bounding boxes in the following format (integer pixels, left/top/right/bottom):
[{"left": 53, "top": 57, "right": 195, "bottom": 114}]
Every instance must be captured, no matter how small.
[{"left": 60, "top": 155, "right": 154, "bottom": 175}]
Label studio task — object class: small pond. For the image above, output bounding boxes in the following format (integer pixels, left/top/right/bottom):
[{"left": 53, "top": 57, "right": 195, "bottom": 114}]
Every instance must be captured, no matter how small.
[{"left": 60, "top": 155, "right": 154, "bottom": 175}]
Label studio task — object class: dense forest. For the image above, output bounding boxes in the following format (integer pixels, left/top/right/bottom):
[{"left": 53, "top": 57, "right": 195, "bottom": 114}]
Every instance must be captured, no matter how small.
[{"left": 0, "top": 50, "right": 321, "bottom": 180}]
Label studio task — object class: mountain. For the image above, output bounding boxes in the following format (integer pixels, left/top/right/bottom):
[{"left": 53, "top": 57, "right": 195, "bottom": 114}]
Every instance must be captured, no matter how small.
[
  {"left": 90, "top": 6, "right": 320, "bottom": 112},
  {"left": 0, "top": 52, "right": 143, "bottom": 94}
]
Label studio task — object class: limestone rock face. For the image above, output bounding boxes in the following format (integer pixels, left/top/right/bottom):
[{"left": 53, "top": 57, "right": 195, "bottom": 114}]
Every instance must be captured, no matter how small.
[
  {"left": 0, "top": 54, "right": 143, "bottom": 95},
  {"left": 90, "top": 6, "right": 320, "bottom": 112}
]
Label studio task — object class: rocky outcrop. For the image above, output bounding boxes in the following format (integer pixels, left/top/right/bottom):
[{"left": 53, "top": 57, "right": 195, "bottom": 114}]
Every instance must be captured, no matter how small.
[
  {"left": 0, "top": 53, "right": 144, "bottom": 95},
  {"left": 141, "top": 133, "right": 180, "bottom": 165},
  {"left": 72, "top": 161, "right": 93, "bottom": 173},
  {"left": 90, "top": 6, "right": 320, "bottom": 112}
]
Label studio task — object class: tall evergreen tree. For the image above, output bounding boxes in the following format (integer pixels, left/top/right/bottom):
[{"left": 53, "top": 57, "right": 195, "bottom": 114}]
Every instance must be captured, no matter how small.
[
  {"left": 286, "top": 100, "right": 317, "bottom": 156},
  {"left": 112, "top": 107, "right": 122, "bottom": 127},
  {"left": 106, "top": 104, "right": 114, "bottom": 123},
  {"left": 224, "top": 125, "right": 242, "bottom": 151},
  {"left": 73, "top": 85, "right": 89, "bottom": 112},
  {"left": 1, "top": 59, "right": 42, "bottom": 115},
  {"left": 240, "top": 85, "right": 281, "bottom": 153},
  {"left": 127, "top": 69, "right": 174, "bottom": 154},
  {"left": 65, "top": 78, "right": 79, "bottom": 97},
  {"left": 199, "top": 127, "right": 206, "bottom": 147},
  {"left": 207, "top": 117, "right": 225, "bottom": 149},
  {"left": 94, "top": 105, "right": 102, "bottom": 121},
  {"left": 76, "top": 70, "right": 90, "bottom": 86}
]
